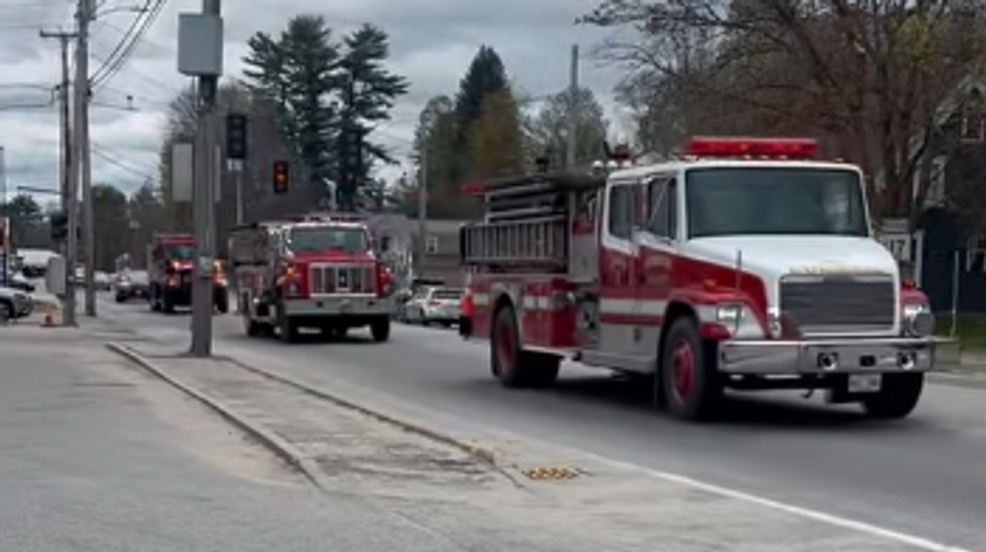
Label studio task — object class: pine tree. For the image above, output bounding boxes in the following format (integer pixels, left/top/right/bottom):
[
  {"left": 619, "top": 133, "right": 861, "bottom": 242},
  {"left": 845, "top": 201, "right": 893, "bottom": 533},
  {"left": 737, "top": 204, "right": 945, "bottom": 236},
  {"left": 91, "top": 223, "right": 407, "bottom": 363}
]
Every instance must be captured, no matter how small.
[
  {"left": 243, "top": 15, "right": 340, "bottom": 183},
  {"left": 336, "top": 24, "right": 409, "bottom": 210},
  {"left": 452, "top": 46, "right": 511, "bottom": 185}
]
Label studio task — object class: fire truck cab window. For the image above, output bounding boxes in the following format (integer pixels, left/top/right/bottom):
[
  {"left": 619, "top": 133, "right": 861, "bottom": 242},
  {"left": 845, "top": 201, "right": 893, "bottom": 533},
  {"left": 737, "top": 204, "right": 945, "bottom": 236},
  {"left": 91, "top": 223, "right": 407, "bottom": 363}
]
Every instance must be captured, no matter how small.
[
  {"left": 645, "top": 177, "right": 676, "bottom": 238},
  {"left": 164, "top": 245, "right": 194, "bottom": 260},
  {"left": 286, "top": 226, "right": 369, "bottom": 253},
  {"left": 607, "top": 184, "right": 635, "bottom": 240},
  {"left": 684, "top": 167, "right": 868, "bottom": 238}
]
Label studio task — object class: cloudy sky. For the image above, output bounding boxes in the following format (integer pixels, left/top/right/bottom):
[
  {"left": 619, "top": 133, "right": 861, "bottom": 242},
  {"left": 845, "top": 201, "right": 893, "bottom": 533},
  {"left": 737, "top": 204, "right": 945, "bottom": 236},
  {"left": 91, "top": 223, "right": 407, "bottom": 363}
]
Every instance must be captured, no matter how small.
[{"left": 0, "top": 0, "right": 630, "bottom": 206}]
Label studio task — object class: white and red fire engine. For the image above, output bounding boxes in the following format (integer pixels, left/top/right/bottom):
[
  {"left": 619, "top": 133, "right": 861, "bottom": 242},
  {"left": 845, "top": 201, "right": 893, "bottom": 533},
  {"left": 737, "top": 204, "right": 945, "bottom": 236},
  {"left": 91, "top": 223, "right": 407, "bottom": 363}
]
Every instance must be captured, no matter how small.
[
  {"left": 459, "top": 137, "right": 958, "bottom": 421},
  {"left": 229, "top": 213, "right": 393, "bottom": 343}
]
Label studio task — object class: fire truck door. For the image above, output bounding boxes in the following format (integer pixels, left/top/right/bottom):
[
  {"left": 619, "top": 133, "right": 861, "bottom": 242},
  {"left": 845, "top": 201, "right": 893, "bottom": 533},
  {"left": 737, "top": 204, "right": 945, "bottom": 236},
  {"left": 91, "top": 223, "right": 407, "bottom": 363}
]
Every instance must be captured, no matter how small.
[
  {"left": 599, "top": 181, "right": 639, "bottom": 358},
  {"left": 633, "top": 176, "right": 677, "bottom": 363}
]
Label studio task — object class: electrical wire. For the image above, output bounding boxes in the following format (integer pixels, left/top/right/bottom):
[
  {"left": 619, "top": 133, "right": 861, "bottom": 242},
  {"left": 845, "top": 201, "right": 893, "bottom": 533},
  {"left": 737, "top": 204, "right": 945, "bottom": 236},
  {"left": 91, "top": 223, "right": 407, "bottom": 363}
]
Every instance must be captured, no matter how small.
[
  {"left": 90, "top": 0, "right": 167, "bottom": 90},
  {"left": 87, "top": 0, "right": 152, "bottom": 85}
]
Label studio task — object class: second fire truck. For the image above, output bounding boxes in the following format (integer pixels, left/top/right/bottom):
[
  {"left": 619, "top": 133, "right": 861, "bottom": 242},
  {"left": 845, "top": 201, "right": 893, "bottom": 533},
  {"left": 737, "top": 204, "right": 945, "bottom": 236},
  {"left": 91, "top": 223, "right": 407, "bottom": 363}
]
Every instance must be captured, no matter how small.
[
  {"left": 229, "top": 213, "right": 394, "bottom": 343},
  {"left": 459, "top": 137, "right": 958, "bottom": 422}
]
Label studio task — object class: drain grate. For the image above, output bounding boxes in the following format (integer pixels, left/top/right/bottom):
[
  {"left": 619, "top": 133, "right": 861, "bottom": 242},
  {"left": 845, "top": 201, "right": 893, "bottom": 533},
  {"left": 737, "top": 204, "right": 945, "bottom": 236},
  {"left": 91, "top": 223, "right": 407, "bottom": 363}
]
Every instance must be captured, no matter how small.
[{"left": 520, "top": 466, "right": 582, "bottom": 481}]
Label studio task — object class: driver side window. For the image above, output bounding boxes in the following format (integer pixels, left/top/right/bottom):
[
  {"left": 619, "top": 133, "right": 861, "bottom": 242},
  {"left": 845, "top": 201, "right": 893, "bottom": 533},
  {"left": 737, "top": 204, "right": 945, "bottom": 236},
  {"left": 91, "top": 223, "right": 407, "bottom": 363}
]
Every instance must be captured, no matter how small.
[{"left": 645, "top": 177, "right": 676, "bottom": 238}]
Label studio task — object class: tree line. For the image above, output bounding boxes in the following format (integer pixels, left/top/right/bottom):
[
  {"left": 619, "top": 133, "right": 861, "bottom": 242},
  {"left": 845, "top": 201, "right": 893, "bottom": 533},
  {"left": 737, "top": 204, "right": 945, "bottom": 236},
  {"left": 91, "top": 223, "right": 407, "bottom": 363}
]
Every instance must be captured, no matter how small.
[
  {"left": 580, "top": 0, "right": 986, "bottom": 232},
  {"left": 408, "top": 45, "right": 610, "bottom": 219},
  {"left": 0, "top": 182, "right": 165, "bottom": 271}
]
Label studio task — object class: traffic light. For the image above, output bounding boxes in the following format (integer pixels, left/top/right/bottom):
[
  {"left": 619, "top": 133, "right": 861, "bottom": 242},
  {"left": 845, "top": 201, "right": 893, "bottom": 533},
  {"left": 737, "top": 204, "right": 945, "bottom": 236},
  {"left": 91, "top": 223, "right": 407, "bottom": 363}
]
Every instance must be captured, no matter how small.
[
  {"left": 50, "top": 210, "right": 69, "bottom": 241},
  {"left": 225, "top": 114, "right": 248, "bottom": 160},
  {"left": 272, "top": 160, "right": 289, "bottom": 194}
]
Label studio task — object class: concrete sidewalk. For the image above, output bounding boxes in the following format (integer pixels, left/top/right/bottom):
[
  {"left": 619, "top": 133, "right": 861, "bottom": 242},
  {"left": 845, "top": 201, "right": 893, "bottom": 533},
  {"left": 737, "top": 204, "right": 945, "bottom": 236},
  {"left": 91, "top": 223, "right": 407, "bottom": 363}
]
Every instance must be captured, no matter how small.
[{"left": 106, "top": 340, "right": 957, "bottom": 552}]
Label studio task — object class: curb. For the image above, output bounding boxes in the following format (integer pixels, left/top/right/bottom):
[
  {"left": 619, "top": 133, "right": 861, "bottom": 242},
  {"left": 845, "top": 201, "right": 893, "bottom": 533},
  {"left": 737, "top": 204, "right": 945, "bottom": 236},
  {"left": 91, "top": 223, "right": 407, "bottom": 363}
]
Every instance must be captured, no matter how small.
[
  {"left": 928, "top": 372, "right": 986, "bottom": 390},
  {"left": 224, "top": 357, "right": 501, "bottom": 468},
  {"left": 104, "top": 342, "right": 328, "bottom": 489}
]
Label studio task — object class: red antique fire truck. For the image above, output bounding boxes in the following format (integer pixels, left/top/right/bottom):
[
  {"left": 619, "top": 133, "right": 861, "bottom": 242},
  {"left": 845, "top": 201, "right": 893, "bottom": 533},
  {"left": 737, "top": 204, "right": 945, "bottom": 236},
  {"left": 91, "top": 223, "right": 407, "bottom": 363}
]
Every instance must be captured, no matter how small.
[
  {"left": 229, "top": 213, "right": 393, "bottom": 343},
  {"left": 459, "top": 137, "right": 958, "bottom": 421}
]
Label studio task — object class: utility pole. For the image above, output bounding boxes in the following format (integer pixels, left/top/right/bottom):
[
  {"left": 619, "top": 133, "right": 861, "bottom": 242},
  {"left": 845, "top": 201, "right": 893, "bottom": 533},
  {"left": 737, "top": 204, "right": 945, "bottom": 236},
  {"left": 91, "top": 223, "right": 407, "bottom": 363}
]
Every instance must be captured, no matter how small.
[
  {"left": 179, "top": 0, "right": 224, "bottom": 356},
  {"left": 74, "top": 0, "right": 96, "bottom": 316},
  {"left": 565, "top": 44, "right": 580, "bottom": 169},
  {"left": 41, "top": 28, "right": 76, "bottom": 321},
  {"left": 415, "top": 147, "right": 428, "bottom": 279}
]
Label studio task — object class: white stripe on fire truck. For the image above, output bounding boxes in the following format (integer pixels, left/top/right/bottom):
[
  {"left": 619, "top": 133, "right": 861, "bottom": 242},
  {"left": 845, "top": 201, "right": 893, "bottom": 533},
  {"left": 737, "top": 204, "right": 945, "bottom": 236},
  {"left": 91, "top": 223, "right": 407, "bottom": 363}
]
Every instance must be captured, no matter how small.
[{"left": 473, "top": 296, "right": 728, "bottom": 320}]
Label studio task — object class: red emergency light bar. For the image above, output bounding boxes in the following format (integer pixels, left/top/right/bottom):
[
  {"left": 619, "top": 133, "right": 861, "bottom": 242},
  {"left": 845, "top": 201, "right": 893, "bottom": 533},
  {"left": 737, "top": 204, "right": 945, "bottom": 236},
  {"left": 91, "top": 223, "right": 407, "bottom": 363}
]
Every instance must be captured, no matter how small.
[{"left": 685, "top": 137, "right": 818, "bottom": 159}]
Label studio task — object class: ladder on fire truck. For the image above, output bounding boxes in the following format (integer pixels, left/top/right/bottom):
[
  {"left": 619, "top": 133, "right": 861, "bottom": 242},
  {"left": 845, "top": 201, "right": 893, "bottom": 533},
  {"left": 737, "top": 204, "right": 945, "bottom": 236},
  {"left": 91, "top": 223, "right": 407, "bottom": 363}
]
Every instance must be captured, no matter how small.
[{"left": 459, "top": 170, "right": 605, "bottom": 271}]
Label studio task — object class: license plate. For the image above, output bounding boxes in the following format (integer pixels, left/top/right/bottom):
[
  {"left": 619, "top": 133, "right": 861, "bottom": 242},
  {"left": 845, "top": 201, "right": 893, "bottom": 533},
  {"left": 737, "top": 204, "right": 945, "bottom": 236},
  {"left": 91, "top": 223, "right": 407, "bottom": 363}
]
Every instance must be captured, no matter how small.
[
  {"left": 340, "top": 302, "right": 353, "bottom": 314},
  {"left": 848, "top": 374, "right": 882, "bottom": 393}
]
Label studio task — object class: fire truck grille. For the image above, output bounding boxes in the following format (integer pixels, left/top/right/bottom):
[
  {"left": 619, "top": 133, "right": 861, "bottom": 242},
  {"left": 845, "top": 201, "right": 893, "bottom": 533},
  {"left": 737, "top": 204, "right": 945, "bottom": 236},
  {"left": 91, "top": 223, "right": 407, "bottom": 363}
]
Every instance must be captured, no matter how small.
[
  {"left": 309, "top": 265, "right": 374, "bottom": 294},
  {"left": 779, "top": 276, "right": 896, "bottom": 333}
]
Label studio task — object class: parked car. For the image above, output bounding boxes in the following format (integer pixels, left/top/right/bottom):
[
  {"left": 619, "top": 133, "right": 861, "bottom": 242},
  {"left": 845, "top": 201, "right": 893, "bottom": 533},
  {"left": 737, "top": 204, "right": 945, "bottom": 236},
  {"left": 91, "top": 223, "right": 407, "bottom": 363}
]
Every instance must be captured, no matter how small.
[
  {"left": 93, "top": 271, "right": 111, "bottom": 291},
  {"left": 113, "top": 270, "right": 149, "bottom": 302},
  {"left": 2, "top": 272, "right": 36, "bottom": 293},
  {"left": 402, "top": 286, "right": 462, "bottom": 327},
  {"left": 0, "top": 286, "right": 33, "bottom": 322}
]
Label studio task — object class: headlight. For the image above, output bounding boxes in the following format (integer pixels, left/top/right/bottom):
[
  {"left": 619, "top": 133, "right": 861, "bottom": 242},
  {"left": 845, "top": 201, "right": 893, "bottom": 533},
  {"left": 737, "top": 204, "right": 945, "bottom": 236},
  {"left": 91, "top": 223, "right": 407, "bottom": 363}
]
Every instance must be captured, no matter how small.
[
  {"left": 903, "top": 302, "right": 935, "bottom": 337},
  {"left": 715, "top": 303, "right": 744, "bottom": 322}
]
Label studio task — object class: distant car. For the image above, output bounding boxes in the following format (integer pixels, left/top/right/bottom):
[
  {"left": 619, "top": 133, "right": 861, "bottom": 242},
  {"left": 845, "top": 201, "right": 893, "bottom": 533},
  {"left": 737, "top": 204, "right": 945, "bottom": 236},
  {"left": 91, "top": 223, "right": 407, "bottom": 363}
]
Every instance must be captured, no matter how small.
[
  {"left": 403, "top": 286, "right": 462, "bottom": 327},
  {"left": 93, "top": 271, "right": 111, "bottom": 291},
  {"left": 113, "top": 270, "right": 149, "bottom": 302},
  {"left": 0, "top": 286, "right": 32, "bottom": 322}
]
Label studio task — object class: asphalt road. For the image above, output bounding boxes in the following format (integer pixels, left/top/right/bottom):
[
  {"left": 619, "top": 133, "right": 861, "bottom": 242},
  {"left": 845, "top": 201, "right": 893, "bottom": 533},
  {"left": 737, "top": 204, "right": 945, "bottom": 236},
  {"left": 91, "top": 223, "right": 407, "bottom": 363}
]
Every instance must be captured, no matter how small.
[
  {"left": 0, "top": 324, "right": 499, "bottom": 551},
  {"left": 99, "top": 296, "right": 986, "bottom": 551}
]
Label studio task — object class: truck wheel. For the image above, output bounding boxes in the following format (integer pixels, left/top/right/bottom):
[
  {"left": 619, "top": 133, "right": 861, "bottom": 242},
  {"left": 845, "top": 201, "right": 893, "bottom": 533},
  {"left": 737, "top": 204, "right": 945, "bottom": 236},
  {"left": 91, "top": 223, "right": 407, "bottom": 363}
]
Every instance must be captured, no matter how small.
[
  {"left": 161, "top": 291, "right": 175, "bottom": 314},
  {"left": 861, "top": 373, "right": 924, "bottom": 420},
  {"left": 370, "top": 318, "right": 390, "bottom": 342},
  {"left": 215, "top": 293, "right": 229, "bottom": 314},
  {"left": 660, "top": 316, "right": 722, "bottom": 421},
  {"left": 490, "top": 305, "right": 560, "bottom": 389},
  {"left": 277, "top": 307, "right": 299, "bottom": 343},
  {"left": 115, "top": 294, "right": 126, "bottom": 303}
]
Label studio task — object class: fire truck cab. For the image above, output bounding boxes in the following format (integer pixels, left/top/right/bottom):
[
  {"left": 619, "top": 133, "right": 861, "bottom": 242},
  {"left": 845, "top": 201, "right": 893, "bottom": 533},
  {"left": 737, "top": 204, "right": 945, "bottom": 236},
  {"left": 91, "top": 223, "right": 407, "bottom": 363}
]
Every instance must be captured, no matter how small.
[
  {"left": 460, "top": 137, "right": 959, "bottom": 421},
  {"left": 229, "top": 213, "right": 394, "bottom": 343}
]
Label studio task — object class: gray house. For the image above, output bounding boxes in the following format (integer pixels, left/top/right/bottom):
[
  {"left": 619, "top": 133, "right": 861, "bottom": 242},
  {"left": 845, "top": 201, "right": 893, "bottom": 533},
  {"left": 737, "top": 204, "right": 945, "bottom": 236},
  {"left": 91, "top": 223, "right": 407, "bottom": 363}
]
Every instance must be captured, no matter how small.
[{"left": 365, "top": 215, "right": 468, "bottom": 288}]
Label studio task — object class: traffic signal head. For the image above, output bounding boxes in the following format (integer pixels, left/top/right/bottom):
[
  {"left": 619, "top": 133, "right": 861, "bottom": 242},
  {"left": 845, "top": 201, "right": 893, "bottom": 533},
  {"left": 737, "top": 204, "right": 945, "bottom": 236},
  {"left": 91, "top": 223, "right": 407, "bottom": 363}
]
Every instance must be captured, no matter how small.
[
  {"left": 273, "top": 160, "right": 289, "bottom": 194},
  {"left": 50, "top": 210, "right": 69, "bottom": 241},
  {"left": 226, "top": 114, "right": 248, "bottom": 160}
]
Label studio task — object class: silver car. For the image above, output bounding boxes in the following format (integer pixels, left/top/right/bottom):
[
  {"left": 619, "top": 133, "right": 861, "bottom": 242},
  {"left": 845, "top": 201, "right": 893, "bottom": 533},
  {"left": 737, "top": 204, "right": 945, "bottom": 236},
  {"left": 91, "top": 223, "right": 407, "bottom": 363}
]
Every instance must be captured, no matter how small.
[
  {"left": 0, "top": 286, "right": 32, "bottom": 322},
  {"left": 403, "top": 287, "right": 462, "bottom": 327}
]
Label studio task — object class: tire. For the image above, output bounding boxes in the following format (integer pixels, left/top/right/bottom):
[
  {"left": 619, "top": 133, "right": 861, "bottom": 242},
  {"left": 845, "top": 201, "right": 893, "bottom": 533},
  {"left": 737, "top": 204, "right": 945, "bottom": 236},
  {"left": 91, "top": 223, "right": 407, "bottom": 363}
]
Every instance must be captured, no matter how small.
[
  {"left": 115, "top": 294, "right": 126, "bottom": 303},
  {"left": 161, "top": 290, "right": 174, "bottom": 314},
  {"left": 660, "top": 316, "right": 722, "bottom": 421},
  {"left": 215, "top": 293, "right": 229, "bottom": 314},
  {"left": 277, "top": 307, "right": 299, "bottom": 343},
  {"left": 861, "top": 373, "right": 924, "bottom": 420},
  {"left": 0, "top": 299, "right": 12, "bottom": 324},
  {"left": 490, "top": 305, "right": 560, "bottom": 389},
  {"left": 370, "top": 318, "right": 390, "bottom": 342}
]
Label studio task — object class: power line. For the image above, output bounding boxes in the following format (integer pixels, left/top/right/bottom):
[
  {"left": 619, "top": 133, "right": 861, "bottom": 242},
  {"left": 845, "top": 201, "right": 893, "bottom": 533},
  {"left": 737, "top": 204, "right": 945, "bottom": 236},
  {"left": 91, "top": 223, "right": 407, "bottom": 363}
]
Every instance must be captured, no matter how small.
[{"left": 91, "top": 0, "right": 166, "bottom": 87}]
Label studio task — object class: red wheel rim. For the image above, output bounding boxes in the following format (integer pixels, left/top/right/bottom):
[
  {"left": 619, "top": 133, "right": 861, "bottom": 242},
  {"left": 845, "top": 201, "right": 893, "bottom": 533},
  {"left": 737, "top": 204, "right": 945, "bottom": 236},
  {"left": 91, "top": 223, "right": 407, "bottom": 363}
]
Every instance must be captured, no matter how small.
[
  {"left": 671, "top": 341, "right": 694, "bottom": 401},
  {"left": 496, "top": 320, "right": 514, "bottom": 374}
]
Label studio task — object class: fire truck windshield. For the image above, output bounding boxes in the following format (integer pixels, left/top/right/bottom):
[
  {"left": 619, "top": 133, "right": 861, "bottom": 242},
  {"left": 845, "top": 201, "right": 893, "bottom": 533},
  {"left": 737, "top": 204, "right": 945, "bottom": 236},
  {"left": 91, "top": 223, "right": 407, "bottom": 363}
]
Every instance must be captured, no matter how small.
[
  {"left": 685, "top": 167, "right": 868, "bottom": 238},
  {"left": 164, "top": 245, "right": 194, "bottom": 260},
  {"left": 286, "top": 226, "right": 368, "bottom": 253}
]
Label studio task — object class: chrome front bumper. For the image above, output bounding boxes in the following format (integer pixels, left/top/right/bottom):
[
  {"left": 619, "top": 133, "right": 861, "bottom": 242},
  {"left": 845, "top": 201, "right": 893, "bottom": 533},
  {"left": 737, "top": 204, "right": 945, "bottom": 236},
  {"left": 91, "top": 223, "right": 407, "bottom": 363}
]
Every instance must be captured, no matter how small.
[
  {"left": 284, "top": 295, "right": 394, "bottom": 317},
  {"left": 720, "top": 337, "right": 960, "bottom": 375}
]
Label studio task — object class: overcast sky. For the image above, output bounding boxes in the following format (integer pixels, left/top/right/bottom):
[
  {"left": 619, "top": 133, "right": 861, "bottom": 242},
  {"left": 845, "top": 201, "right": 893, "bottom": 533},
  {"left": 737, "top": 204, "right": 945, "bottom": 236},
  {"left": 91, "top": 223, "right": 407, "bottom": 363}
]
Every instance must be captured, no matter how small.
[{"left": 0, "top": 0, "right": 630, "bottom": 205}]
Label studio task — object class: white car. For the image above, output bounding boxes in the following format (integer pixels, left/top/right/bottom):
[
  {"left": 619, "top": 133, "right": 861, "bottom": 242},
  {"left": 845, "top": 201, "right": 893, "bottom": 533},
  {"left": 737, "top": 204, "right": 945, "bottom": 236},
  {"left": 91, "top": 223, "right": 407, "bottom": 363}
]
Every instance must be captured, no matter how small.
[{"left": 403, "top": 287, "right": 463, "bottom": 327}]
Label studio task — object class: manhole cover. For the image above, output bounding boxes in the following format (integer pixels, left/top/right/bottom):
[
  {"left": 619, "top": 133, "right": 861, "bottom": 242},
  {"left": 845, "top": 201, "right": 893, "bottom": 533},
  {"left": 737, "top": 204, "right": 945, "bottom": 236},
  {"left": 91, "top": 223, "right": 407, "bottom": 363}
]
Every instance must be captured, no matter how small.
[{"left": 521, "top": 466, "right": 582, "bottom": 481}]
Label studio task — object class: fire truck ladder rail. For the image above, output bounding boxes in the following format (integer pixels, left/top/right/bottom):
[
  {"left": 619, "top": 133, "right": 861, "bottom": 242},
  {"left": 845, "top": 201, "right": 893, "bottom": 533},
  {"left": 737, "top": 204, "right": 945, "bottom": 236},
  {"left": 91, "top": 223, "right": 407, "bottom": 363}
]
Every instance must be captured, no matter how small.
[{"left": 461, "top": 217, "right": 568, "bottom": 267}]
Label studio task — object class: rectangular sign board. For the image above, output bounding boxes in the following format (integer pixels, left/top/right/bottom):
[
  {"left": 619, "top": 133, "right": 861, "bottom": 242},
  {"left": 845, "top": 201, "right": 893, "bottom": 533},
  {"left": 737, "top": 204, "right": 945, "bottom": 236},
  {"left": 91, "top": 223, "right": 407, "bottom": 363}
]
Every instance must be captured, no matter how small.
[{"left": 171, "top": 142, "right": 194, "bottom": 203}]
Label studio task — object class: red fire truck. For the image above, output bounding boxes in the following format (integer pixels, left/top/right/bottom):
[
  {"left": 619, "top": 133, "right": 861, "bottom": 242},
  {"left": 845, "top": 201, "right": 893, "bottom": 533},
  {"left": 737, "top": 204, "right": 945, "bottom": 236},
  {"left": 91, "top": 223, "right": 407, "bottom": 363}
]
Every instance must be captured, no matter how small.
[
  {"left": 147, "top": 233, "right": 229, "bottom": 314},
  {"left": 459, "top": 137, "right": 958, "bottom": 421},
  {"left": 229, "top": 213, "right": 393, "bottom": 343}
]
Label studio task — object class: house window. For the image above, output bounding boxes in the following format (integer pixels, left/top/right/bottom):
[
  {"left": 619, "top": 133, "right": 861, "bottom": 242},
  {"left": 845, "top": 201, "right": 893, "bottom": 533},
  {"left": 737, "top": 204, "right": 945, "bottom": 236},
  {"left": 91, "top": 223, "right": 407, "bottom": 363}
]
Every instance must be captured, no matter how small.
[
  {"left": 426, "top": 236, "right": 439, "bottom": 253},
  {"left": 961, "top": 89, "right": 985, "bottom": 142}
]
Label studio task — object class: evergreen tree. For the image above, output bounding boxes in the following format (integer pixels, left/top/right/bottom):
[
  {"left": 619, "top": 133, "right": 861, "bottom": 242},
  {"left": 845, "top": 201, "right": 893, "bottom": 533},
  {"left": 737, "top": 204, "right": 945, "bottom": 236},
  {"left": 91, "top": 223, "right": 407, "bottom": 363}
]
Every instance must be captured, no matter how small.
[
  {"left": 243, "top": 15, "right": 340, "bottom": 182},
  {"left": 454, "top": 46, "right": 510, "bottom": 137},
  {"left": 336, "top": 24, "right": 409, "bottom": 210},
  {"left": 413, "top": 95, "right": 460, "bottom": 218}
]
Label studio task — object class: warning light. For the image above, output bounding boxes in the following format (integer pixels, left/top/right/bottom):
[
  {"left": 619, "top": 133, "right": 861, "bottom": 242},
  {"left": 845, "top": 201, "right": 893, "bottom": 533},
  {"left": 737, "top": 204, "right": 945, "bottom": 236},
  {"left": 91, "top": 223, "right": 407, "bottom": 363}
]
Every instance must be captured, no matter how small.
[
  {"left": 685, "top": 137, "right": 818, "bottom": 159},
  {"left": 272, "top": 160, "right": 289, "bottom": 194}
]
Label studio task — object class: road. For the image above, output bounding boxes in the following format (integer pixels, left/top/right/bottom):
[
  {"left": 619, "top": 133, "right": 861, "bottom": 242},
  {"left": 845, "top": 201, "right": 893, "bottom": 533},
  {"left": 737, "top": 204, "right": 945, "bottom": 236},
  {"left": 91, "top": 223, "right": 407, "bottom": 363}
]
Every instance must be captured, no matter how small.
[
  {"left": 0, "top": 324, "right": 525, "bottom": 551},
  {"left": 98, "top": 295, "right": 986, "bottom": 551}
]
